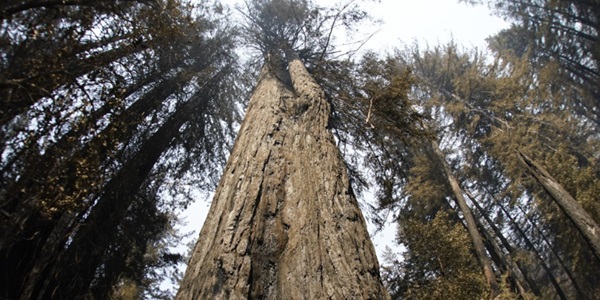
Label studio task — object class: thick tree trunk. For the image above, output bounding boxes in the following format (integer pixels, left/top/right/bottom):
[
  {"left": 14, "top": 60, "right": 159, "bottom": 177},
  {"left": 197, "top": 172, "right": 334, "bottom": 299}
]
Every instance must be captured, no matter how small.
[
  {"left": 430, "top": 141, "right": 499, "bottom": 298},
  {"left": 176, "top": 57, "right": 388, "bottom": 299},
  {"left": 516, "top": 150, "right": 600, "bottom": 260}
]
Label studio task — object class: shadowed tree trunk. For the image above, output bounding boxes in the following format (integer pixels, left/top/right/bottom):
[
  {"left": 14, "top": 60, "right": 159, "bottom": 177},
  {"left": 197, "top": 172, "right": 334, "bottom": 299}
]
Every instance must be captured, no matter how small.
[
  {"left": 517, "top": 150, "right": 600, "bottom": 260},
  {"left": 23, "top": 82, "right": 216, "bottom": 299},
  {"left": 0, "top": 65, "right": 207, "bottom": 299},
  {"left": 176, "top": 53, "right": 389, "bottom": 299},
  {"left": 513, "top": 204, "right": 585, "bottom": 298},
  {"left": 489, "top": 190, "right": 568, "bottom": 300},
  {"left": 466, "top": 191, "right": 541, "bottom": 298}
]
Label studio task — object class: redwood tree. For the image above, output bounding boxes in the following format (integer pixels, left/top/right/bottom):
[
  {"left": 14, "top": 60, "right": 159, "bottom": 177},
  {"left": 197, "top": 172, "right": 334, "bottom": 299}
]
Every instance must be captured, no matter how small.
[{"left": 176, "top": 0, "right": 390, "bottom": 298}]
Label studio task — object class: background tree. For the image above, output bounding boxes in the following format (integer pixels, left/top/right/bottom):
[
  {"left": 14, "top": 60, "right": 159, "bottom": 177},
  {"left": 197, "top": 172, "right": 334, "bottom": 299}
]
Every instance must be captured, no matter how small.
[
  {"left": 4, "top": 0, "right": 598, "bottom": 299},
  {"left": 0, "top": 0, "right": 239, "bottom": 298},
  {"left": 377, "top": 37, "right": 600, "bottom": 299},
  {"left": 464, "top": 0, "right": 600, "bottom": 125}
]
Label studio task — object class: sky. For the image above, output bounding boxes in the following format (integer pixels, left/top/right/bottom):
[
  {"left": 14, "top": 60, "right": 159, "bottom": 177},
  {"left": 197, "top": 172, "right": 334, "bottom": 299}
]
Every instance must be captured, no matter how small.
[
  {"left": 361, "top": 0, "right": 508, "bottom": 51},
  {"left": 174, "top": 0, "right": 510, "bottom": 285}
]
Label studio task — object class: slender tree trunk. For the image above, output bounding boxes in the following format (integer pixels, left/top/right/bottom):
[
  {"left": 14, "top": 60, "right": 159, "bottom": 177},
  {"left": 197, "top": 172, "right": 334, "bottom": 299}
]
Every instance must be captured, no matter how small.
[
  {"left": 516, "top": 150, "right": 600, "bottom": 260},
  {"left": 26, "top": 84, "right": 212, "bottom": 300},
  {"left": 466, "top": 191, "right": 540, "bottom": 299},
  {"left": 0, "top": 41, "right": 145, "bottom": 127},
  {"left": 489, "top": 191, "right": 568, "bottom": 300},
  {"left": 475, "top": 216, "right": 530, "bottom": 299},
  {"left": 176, "top": 56, "right": 388, "bottom": 299},
  {"left": 0, "top": 67, "right": 199, "bottom": 299},
  {"left": 430, "top": 141, "right": 499, "bottom": 298},
  {"left": 514, "top": 204, "right": 586, "bottom": 298}
]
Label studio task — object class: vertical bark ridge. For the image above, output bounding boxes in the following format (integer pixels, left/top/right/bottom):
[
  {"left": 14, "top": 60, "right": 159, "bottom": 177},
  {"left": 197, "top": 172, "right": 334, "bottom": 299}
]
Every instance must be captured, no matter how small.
[{"left": 176, "top": 60, "right": 389, "bottom": 299}]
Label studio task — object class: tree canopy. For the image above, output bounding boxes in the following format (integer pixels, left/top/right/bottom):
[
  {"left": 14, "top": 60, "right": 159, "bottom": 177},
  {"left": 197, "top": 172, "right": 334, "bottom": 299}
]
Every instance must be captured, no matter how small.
[{"left": 1, "top": 0, "right": 599, "bottom": 299}]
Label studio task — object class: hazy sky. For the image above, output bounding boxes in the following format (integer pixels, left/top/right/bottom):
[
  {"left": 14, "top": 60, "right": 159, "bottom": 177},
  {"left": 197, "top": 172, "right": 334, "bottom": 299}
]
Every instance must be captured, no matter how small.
[
  {"left": 362, "top": 0, "right": 508, "bottom": 51},
  {"left": 178, "top": 0, "right": 510, "bottom": 272}
]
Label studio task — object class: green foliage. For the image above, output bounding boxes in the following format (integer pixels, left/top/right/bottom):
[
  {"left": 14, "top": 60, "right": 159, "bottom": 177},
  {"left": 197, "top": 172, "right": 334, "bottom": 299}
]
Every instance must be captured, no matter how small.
[
  {"left": 377, "top": 13, "right": 600, "bottom": 294},
  {"left": 495, "top": 273, "right": 522, "bottom": 300},
  {"left": 3, "top": 0, "right": 599, "bottom": 298},
  {"left": 240, "top": 0, "right": 378, "bottom": 67},
  {"left": 402, "top": 39, "right": 600, "bottom": 298},
  {"left": 476, "top": 0, "right": 600, "bottom": 125},
  {"left": 313, "top": 52, "right": 431, "bottom": 225}
]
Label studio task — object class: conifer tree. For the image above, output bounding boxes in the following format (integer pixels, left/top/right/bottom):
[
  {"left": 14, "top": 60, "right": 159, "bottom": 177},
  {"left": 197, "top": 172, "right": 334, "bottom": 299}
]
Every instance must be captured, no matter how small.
[
  {"left": 176, "top": 1, "right": 395, "bottom": 298},
  {"left": 0, "top": 0, "right": 239, "bottom": 298}
]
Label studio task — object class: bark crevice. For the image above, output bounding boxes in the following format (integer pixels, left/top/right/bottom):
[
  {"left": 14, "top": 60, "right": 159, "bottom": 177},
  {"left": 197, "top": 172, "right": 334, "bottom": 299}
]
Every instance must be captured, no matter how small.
[{"left": 176, "top": 58, "right": 389, "bottom": 299}]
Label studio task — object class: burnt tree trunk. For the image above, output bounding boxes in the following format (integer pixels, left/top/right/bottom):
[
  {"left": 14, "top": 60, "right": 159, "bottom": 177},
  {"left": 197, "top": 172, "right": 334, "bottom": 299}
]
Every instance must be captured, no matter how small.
[{"left": 176, "top": 55, "right": 389, "bottom": 299}]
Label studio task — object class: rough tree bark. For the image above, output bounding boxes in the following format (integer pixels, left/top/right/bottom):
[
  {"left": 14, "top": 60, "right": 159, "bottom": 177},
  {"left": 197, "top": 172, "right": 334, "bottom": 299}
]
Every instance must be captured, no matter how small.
[
  {"left": 517, "top": 150, "right": 600, "bottom": 261},
  {"left": 176, "top": 54, "right": 389, "bottom": 299}
]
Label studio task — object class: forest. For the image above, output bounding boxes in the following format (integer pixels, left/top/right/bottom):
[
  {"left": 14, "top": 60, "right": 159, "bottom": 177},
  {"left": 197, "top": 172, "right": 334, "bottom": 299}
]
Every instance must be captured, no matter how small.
[{"left": 0, "top": 0, "right": 598, "bottom": 299}]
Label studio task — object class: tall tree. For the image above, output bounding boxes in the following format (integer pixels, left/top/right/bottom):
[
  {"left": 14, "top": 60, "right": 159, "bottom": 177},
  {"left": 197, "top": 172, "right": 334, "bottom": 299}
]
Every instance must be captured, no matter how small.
[
  {"left": 0, "top": 0, "right": 239, "bottom": 298},
  {"left": 430, "top": 140, "right": 499, "bottom": 297},
  {"left": 176, "top": 0, "right": 392, "bottom": 298},
  {"left": 466, "top": 0, "right": 600, "bottom": 125},
  {"left": 384, "top": 149, "right": 488, "bottom": 300},
  {"left": 376, "top": 39, "right": 599, "bottom": 299},
  {"left": 516, "top": 150, "right": 600, "bottom": 260}
]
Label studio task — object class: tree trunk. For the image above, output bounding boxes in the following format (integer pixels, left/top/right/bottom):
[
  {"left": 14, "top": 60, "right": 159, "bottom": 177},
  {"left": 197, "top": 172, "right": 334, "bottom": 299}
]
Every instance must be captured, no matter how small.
[
  {"left": 0, "top": 66, "right": 201, "bottom": 299},
  {"left": 466, "top": 190, "right": 540, "bottom": 298},
  {"left": 176, "top": 56, "right": 389, "bottom": 299},
  {"left": 514, "top": 203, "right": 586, "bottom": 298},
  {"left": 0, "top": 40, "right": 145, "bottom": 127},
  {"left": 25, "top": 82, "right": 214, "bottom": 300},
  {"left": 516, "top": 150, "right": 600, "bottom": 260},
  {"left": 488, "top": 190, "right": 567, "bottom": 300},
  {"left": 430, "top": 141, "right": 499, "bottom": 298}
]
